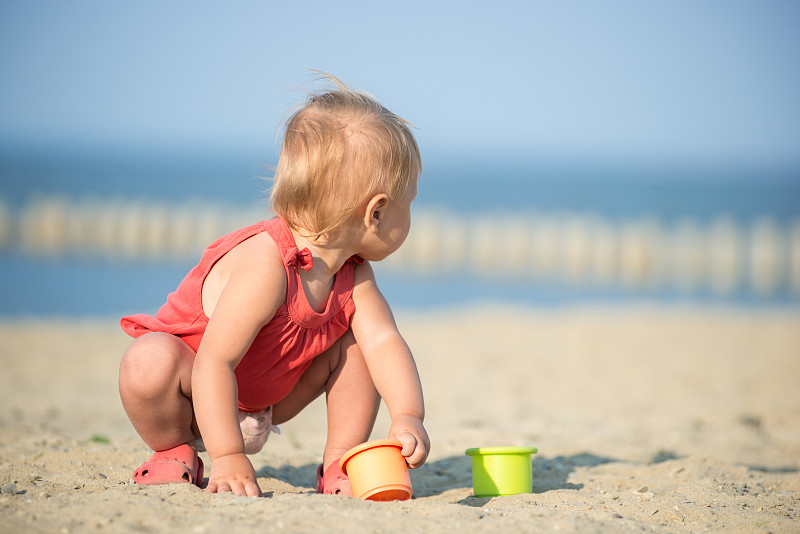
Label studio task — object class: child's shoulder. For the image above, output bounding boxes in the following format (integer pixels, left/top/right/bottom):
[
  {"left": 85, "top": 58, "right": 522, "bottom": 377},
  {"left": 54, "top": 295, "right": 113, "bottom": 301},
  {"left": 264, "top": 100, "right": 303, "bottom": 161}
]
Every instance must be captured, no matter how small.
[
  {"left": 201, "top": 228, "right": 285, "bottom": 318},
  {"left": 227, "top": 230, "right": 283, "bottom": 270},
  {"left": 207, "top": 228, "right": 284, "bottom": 287}
]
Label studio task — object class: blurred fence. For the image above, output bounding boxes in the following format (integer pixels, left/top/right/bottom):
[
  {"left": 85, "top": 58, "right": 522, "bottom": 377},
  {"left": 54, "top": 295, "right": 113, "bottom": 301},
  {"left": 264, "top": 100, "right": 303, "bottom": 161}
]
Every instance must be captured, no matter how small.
[
  {"left": 1, "top": 196, "right": 799, "bottom": 297},
  {"left": 0, "top": 196, "right": 267, "bottom": 262}
]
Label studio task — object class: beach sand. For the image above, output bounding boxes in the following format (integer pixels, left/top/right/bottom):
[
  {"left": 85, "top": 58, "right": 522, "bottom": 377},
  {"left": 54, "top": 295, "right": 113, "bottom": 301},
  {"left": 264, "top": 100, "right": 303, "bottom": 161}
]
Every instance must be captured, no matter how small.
[{"left": 1, "top": 305, "right": 799, "bottom": 533}]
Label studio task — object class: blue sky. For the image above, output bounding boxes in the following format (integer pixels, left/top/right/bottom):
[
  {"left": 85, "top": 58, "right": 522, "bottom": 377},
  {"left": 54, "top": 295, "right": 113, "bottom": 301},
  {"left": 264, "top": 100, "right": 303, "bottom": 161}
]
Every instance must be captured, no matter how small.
[{"left": 1, "top": 1, "right": 799, "bottom": 167}]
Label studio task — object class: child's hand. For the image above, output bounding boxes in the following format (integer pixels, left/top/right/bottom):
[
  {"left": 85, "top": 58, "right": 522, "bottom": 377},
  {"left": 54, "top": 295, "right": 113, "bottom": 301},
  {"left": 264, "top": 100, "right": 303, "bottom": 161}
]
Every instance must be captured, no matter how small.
[
  {"left": 389, "top": 413, "right": 429, "bottom": 469},
  {"left": 205, "top": 452, "right": 262, "bottom": 497}
]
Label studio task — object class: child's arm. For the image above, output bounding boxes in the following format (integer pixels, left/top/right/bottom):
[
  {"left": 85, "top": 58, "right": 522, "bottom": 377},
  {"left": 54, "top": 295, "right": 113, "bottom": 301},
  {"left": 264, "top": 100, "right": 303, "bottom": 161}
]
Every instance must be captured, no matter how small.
[
  {"left": 191, "top": 243, "right": 285, "bottom": 497},
  {"left": 351, "top": 262, "right": 429, "bottom": 469}
]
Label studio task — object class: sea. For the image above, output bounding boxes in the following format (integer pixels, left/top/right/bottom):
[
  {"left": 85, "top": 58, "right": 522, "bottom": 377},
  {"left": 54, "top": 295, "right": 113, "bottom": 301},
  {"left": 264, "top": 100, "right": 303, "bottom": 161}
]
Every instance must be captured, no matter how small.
[{"left": 1, "top": 143, "right": 799, "bottom": 318}]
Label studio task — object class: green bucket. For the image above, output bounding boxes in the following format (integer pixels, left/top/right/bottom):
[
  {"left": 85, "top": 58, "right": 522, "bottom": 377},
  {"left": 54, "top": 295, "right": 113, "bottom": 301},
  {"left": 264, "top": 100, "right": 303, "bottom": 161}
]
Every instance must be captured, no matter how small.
[{"left": 465, "top": 446, "right": 538, "bottom": 497}]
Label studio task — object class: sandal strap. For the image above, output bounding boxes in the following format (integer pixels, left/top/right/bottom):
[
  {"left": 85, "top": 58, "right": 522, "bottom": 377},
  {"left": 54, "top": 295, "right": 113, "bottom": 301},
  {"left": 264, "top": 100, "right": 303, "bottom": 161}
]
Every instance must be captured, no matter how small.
[
  {"left": 316, "top": 461, "right": 352, "bottom": 496},
  {"left": 133, "top": 444, "right": 203, "bottom": 488}
]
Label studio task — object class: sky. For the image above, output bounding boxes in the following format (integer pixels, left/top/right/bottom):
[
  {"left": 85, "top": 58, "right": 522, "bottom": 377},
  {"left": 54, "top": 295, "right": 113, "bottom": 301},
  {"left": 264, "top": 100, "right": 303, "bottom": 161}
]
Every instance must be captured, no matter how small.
[{"left": 1, "top": 1, "right": 799, "bottom": 168}]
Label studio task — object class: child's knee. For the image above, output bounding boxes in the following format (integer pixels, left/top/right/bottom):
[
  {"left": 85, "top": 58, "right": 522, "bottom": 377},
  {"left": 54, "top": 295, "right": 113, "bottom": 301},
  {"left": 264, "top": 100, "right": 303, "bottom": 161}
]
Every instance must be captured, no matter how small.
[{"left": 119, "top": 333, "right": 190, "bottom": 397}]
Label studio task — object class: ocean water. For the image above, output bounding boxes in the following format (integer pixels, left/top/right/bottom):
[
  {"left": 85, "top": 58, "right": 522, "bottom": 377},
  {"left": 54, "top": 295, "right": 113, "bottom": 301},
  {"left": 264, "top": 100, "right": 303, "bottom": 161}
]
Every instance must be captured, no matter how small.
[{"left": 1, "top": 144, "right": 799, "bottom": 317}]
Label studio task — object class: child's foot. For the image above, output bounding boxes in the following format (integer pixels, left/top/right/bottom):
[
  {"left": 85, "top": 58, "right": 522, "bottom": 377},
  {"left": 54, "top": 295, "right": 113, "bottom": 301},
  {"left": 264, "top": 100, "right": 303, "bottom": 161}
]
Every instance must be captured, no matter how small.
[
  {"left": 316, "top": 461, "right": 352, "bottom": 496},
  {"left": 132, "top": 443, "right": 204, "bottom": 487}
]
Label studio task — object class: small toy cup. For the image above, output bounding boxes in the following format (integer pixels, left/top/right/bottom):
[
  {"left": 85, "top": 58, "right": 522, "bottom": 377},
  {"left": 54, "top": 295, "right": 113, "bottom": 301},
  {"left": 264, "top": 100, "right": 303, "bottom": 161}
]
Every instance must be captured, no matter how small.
[
  {"left": 340, "top": 439, "right": 412, "bottom": 501},
  {"left": 465, "top": 446, "right": 538, "bottom": 497}
]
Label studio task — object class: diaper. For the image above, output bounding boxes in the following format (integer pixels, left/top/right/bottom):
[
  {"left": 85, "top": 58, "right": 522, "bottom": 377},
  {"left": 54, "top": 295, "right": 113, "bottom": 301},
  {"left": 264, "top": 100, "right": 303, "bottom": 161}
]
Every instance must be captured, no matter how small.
[{"left": 196, "top": 406, "right": 280, "bottom": 455}]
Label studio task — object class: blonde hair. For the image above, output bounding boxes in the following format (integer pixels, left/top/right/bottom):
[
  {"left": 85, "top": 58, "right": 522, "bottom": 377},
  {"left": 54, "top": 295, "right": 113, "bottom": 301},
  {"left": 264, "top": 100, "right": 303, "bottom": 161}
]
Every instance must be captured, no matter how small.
[{"left": 270, "top": 72, "right": 421, "bottom": 238}]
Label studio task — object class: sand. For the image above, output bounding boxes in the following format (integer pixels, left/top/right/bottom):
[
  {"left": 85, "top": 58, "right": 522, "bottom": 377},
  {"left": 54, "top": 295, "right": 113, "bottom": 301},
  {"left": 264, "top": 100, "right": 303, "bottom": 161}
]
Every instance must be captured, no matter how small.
[{"left": 1, "top": 305, "right": 799, "bottom": 533}]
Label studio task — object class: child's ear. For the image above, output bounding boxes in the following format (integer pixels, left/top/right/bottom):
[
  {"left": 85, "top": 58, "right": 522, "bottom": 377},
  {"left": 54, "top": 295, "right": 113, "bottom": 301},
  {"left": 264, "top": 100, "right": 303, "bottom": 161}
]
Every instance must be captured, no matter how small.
[{"left": 363, "top": 194, "right": 389, "bottom": 232}]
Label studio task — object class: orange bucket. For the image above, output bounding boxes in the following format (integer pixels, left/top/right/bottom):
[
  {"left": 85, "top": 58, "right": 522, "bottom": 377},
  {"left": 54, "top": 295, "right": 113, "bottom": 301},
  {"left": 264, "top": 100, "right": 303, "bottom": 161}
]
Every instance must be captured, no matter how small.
[{"left": 339, "top": 439, "right": 412, "bottom": 501}]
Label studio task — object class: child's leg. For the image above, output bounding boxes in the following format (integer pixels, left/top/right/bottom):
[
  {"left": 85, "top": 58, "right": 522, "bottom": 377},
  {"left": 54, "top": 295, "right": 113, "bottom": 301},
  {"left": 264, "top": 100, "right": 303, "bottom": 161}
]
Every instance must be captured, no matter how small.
[
  {"left": 272, "top": 329, "right": 380, "bottom": 470},
  {"left": 321, "top": 329, "right": 380, "bottom": 469},
  {"left": 118, "top": 332, "right": 197, "bottom": 451}
]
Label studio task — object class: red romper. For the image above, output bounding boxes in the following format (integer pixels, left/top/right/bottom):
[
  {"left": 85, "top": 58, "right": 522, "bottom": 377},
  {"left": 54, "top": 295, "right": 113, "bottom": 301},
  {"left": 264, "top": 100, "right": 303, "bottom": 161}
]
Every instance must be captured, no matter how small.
[{"left": 120, "top": 217, "right": 359, "bottom": 413}]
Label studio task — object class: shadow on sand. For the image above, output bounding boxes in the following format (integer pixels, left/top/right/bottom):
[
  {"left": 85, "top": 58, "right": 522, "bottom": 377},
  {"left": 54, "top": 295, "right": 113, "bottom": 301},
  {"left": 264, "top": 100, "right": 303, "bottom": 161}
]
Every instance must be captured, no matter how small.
[{"left": 254, "top": 452, "right": 619, "bottom": 502}]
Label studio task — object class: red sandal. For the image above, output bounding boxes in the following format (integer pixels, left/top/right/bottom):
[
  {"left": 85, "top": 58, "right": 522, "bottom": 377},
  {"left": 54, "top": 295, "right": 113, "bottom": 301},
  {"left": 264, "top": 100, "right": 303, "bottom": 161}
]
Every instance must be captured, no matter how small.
[
  {"left": 316, "top": 460, "right": 352, "bottom": 496},
  {"left": 132, "top": 444, "right": 204, "bottom": 487}
]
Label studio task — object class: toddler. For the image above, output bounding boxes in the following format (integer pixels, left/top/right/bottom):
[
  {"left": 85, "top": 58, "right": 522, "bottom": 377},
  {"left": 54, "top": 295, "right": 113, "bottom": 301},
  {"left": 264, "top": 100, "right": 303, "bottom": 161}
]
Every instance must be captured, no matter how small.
[{"left": 118, "top": 73, "right": 429, "bottom": 497}]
